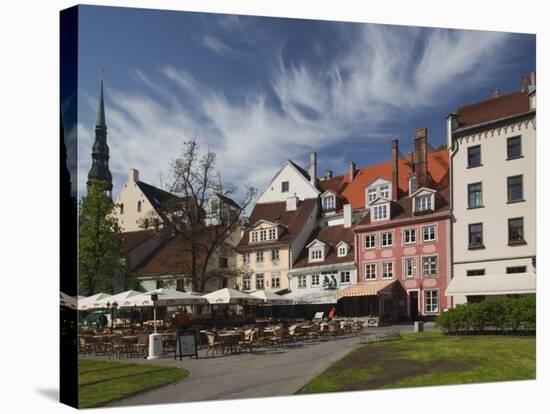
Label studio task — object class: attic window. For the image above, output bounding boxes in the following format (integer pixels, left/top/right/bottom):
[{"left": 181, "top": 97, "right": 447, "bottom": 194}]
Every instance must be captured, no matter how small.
[
  {"left": 322, "top": 195, "right": 336, "bottom": 211},
  {"left": 119, "top": 203, "right": 124, "bottom": 215},
  {"left": 380, "top": 184, "right": 390, "bottom": 199},
  {"left": 309, "top": 247, "right": 324, "bottom": 263},
  {"left": 414, "top": 194, "right": 433, "bottom": 212},
  {"left": 409, "top": 177, "right": 417, "bottom": 195},
  {"left": 137, "top": 201, "right": 142, "bottom": 212},
  {"left": 367, "top": 188, "right": 377, "bottom": 203},
  {"left": 281, "top": 181, "right": 289, "bottom": 193},
  {"left": 337, "top": 244, "right": 348, "bottom": 257},
  {"left": 372, "top": 203, "right": 389, "bottom": 221}
]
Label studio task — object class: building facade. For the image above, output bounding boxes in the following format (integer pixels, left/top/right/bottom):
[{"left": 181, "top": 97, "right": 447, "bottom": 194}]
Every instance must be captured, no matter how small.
[
  {"left": 351, "top": 130, "right": 451, "bottom": 321},
  {"left": 446, "top": 73, "right": 537, "bottom": 304}
]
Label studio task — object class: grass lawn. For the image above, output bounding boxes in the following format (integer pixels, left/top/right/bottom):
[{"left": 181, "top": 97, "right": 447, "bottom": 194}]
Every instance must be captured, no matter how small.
[
  {"left": 78, "top": 359, "right": 189, "bottom": 408},
  {"left": 299, "top": 332, "right": 535, "bottom": 394}
]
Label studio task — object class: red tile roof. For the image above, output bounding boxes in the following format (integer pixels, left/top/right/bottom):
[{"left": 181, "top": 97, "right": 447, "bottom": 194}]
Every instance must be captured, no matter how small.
[
  {"left": 318, "top": 175, "right": 346, "bottom": 194},
  {"left": 237, "top": 198, "right": 317, "bottom": 250},
  {"left": 293, "top": 225, "right": 354, "bottom": 269},
  {"left": 457, "top": 90, "right": 531, "bottom": 129},
  {"left": 340, "top": 150, "right": 449, "bottom": 211}
]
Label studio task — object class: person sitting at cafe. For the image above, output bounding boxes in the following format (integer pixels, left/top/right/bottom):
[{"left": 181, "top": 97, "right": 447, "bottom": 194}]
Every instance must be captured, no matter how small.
[{"left": 176, "top": 308, "right": 191, "bottom": 329}]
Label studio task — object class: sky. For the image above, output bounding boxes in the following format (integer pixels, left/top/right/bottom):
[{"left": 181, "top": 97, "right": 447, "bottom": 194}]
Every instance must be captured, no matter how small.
[{"left": 67, "top": 5, "right": 536, "bottom": 202}]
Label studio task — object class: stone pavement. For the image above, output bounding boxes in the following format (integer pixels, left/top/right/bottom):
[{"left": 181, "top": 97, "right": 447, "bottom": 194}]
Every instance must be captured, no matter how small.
[{"left": 81, "top": 323, "right": 436, "bottom": 406}]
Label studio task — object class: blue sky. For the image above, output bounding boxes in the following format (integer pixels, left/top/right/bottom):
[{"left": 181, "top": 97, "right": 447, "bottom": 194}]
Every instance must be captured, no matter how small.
[{"left": 70, "top": 5, "right": 535, "bottom": 201}]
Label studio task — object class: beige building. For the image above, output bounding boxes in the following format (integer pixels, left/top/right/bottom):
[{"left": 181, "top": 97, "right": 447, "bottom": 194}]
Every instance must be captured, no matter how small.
[
  {"left": 446, "top": 73, "right": 536, "bottom": 305},
  {"left": 111, "top": 169, "right": 184, "bottom": 232}
]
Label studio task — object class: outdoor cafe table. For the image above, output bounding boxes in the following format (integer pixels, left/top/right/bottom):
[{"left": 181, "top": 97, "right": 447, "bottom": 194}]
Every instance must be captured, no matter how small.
[{"left": 217, "top": 331, "right": 243, "bottom": 355}]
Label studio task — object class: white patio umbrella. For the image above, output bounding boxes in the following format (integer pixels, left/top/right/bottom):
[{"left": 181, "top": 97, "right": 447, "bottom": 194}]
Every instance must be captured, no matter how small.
[
  {"left": 249, "top": 290, "right": 294, "bottom": 305},
  {"left": 94, "top": 290, "right": 142, "bottom": 308},
  {"left": 60, "top": 292, "right": 77, "bottom": 310},
  {"left": 118, "top": 288, "right": 208, "bottom": 307},
  {"left": 78, "top": 293, "right": 111, "bottom": 311},
  {"left": 203, "top": 288, "right": 264, "bottom": 305}
]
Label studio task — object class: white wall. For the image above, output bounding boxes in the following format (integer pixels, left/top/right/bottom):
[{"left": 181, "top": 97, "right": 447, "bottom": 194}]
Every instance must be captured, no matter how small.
[
  {"left": 112, "top": 176, "right": 160, "bottom": 232},
  {"left": 257, "top": 162, "right": 319, "bottom": 204}
]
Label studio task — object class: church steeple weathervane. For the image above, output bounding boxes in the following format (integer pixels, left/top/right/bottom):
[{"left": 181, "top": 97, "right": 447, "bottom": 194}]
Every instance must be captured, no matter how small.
[{"left": 87, "top": 68, "right": 113, "bottom": 200}]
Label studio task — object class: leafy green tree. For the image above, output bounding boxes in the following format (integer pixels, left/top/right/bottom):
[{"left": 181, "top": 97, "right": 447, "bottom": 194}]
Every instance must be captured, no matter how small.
[{"left": 79, "top": 181, "right": 127, "bottom": 295}]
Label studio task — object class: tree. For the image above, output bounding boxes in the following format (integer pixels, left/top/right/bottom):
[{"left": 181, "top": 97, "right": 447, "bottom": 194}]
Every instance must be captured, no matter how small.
[
  {"left": 436, "top": 143, "right": 448, "bottom": 151},
  {"left": 149, "top": 140, "right": 257, "bottom": 292},
  {"left": 79, "top": 181, "right": 128, "bottom": 295}
]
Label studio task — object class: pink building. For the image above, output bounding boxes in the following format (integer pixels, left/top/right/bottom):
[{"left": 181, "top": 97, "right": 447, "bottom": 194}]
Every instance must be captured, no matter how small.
[{"left": 338, "top": 129, "right": 451, "bottom": 321}]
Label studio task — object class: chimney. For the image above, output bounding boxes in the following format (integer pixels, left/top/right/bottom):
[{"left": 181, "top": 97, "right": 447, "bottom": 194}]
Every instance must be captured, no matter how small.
[
  {"left": 325, "top": 170, "right": 333, "bottom": 180},
  {"left": 391, "top": 139, "right": 399, "bottom": 200},
  {"left": 521, "top": 71, "right": 536, "bottom": 93},
  {"left": 129, "top": 168, "right": 139, "bottom": 182},
  {"left": 309, "top": 152, "right": 317, "bottom": 185},
  {"left": 492, "top": 89, "right": 500, "bottom": 98},
  {"left": 343, "top": 204, "right": 352, "bottom": 228},
  {"left": 286, "top": 194, "right": 299, "bottom": 211},
  {"left": 407, "top": 152, "right": 414, "bottom": 175},
  {"left": 349, "top": 161, "right": 356, "bottom": 180},
  {"left": 414, "top": 128, "right": 428, "bottom": 188}
]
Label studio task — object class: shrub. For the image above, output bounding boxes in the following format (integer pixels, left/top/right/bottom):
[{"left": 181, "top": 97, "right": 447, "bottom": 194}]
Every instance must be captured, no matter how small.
[{"left": 436, "top": 294, "right": 535, "bottom": 334}]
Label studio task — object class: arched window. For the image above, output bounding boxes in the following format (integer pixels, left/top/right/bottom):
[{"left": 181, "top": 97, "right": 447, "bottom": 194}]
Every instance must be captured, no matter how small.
[
  {"left": 119, "top": 203, "right": 124, "bottom": 215},
  {"left": 137, "top": 201, "right": 142, "bottom": 212}
]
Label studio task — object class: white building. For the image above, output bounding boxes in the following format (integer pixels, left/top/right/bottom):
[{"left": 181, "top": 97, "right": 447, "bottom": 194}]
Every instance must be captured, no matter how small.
[{"left": 446, "top": 73, "right": 536, "bottom": 305}]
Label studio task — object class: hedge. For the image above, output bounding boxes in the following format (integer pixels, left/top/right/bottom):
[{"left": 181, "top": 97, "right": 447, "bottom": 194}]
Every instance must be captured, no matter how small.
[{"left": 436, "top": 294, "right": 535, "bottom": 334}]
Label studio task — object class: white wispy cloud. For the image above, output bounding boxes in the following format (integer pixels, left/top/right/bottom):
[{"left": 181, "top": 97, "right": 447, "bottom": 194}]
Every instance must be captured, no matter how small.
[{"left": 78, "top": 24, "right": 510, "bottom": 202}]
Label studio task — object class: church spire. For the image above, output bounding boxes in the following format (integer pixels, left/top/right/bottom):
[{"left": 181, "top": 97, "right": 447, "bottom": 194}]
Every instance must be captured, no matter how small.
[{"left": 87, "top": 69, "right": 113, "bottom": 200}]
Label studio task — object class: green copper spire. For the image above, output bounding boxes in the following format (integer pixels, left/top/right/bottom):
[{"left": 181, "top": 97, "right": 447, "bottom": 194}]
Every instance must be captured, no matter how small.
[{"left": 95, "top": 69, "right": 106, "bottom": 128}]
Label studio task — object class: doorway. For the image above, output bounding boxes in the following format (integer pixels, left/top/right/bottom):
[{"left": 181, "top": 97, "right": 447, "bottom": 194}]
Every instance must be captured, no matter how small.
[{"left": 409, "top": 291, "right": 419, "bottom": 321}]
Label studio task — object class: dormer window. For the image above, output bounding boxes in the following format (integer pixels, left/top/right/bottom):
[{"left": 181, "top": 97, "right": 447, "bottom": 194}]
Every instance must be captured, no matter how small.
[
  {"left": 310, "top": 248, "right": 323, "bottom": 262},
  {"left": 367, "top": 188, "right": 377, "bottom": 203},
  {"left": 372, "top": 203, "right": 389, "bottom": 221},
  {"left": 322, "top": 195, "right": 336, "bottom": 211},
  {"left": 337, "top": 242, "right": 349, "bottom": 257},
  {"left": 414, "top": 195, "right": 433, "bottom": 212},
  {"left": 249, "top": 226, "right": 278, "bottom": 243},
  {"left": 380, "top": 184, "right": 390, "bottom": 199},
  {"left": 409, "top": 177, "right": 417, "bottom": 195}
]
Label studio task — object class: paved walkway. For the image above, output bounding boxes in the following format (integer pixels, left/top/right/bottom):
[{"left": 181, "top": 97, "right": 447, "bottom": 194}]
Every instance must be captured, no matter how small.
[{"left": 83, "top": 323, "right": 436, "bottom": 406}]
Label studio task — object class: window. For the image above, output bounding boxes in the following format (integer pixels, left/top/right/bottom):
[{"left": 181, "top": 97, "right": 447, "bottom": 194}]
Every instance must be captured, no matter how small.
[
  {"left": 380, "top": 184, "right": 390, "bottom": 199},
  {"left": 367, "top": 187, "right": 377, "bottom": 204},
  {"left": 404, "top": 257, "right": 417, "bottom": 279},
  {"left": 259, "top": 229, "right": 267, "bottom": 241},
  {"left": 507, "top": 136, "right": 522, "bottom": 159},
  {"left": 137, "top": 201, "right": 142, "bottom": 212},
  {"left": 364, "top": 234, "right": 376, "bottom": 249},
  {"left": 422, "top": 225, "right": 436, "bottom": 242},
  {"left": 365, "top": 263, "right": 377, "bottom": 281},
  {"left": 268, "top": 228, "right": 277, "bottom": 240},
  {"left": 322, "top": 195, "right": 336, "bottom": 211},
  {"left": 311, "top": 274, "right": 320, "bottom": 286},
  {"left": 467, "top": 269, "right": 485, "bottom": 276},
  {"left": 468, "top": 223, "right": 484, "bottom": 248},
  {"left": 270, "top": 272, "right": 280, "bottom": 288},
  {"left": 298, "top": 275, "right": 307, "bottom": 289},
  {"left": 403, "top": 228, "right": 416, "bottom": 244},
  {"left": 507, "top": 176, "right": 523, "bottom": 202},
  {"left": 256, "top": 251, "right": 264, "bottom": 263},
  {"left": 381, "top": 261, "right": 394, "bottom": 279},
  {"left": 467, "top": 295, "right": 485, "bottom": 304},
  {"left": 281, "top": 181, "right": 289, "bottom": 193},
  {"left": 338, "top": 245, "right": 348, "bottom": 257},
  {"left": 251, "top": 232, "right": 258, "bottom": 243},
  {"left": 506, "top": 266, "right": 527, "bottom": 274},
  {"left": 340, "top": 271, "right": 351, "bottom": 283},
  {"left": 242, "top": 274, "right": 251, "bottom": 290},
  {"left": 310, "top": 247, "right": 323, "bottom": 262},
  {"left": 119, "top": 203, "right": 124, "bottom": 215},
  {"left": 468, "top": 182, "right": 483, "bottom": 208},
  {"left": 425, "top": 290, "right": 439, "bottom": 313},
  {"left": 218, "top": 257, "right": 228, "bottom": 268},
  {"left": 242, "top": 253, "right": 249, "bottom": 265},
  {"left": 422, "top": 256, "right": 437, "bottom": 277},
  {"left": 271, "top": 249, "right": 280, "bottom": 261},
  {"left": 415, "top": 195, "right": 432, "bottom": 212},
  {"left": 255, "top": 273, "right": 264, "bottom": 289},
  {"left": 468, "top": 145, "right": 481, "bottom": 167},
  {"left": 381, "top": 232, "right": 393, "bottom": 247},
  {"left": 508, "top": 217, "right": 525, "bottom": 244},
  {"left": 372, "top": 204, "right": 389, "bottom": 221},
  {"left": 409, "top": 177, "right": 417, "bottom": 195}
]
